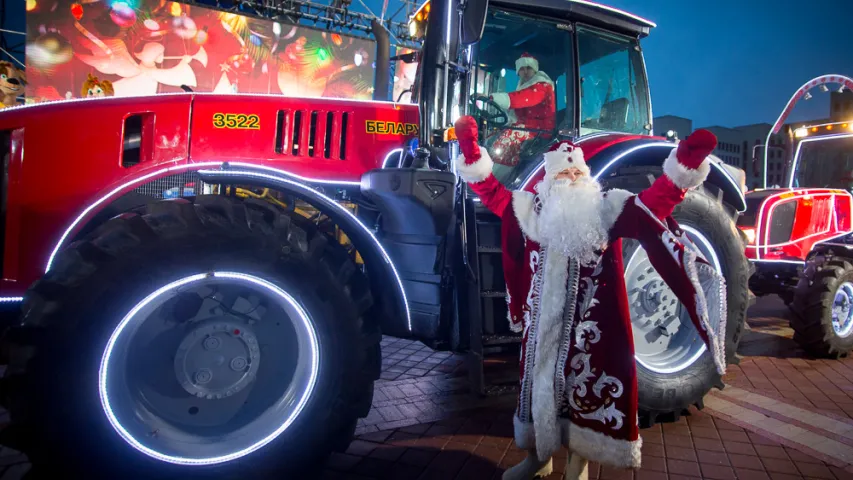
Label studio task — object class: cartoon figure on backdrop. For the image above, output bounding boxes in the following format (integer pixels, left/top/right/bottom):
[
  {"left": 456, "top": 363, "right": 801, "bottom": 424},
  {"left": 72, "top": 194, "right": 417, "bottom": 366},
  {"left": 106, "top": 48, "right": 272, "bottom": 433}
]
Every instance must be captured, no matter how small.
[
  {"left": 453, "top": 116, "right": 727, "bottom": 480},
  {"left": 81, "top": 73, "right": 114, "bottom": 98},
  {"left": 76, "top": 40, "right": 207, "bottom": 97},
  {"left": 0, "top": 61, "right": 27, "bottom": 108},
  {"left": 486, "top": 53, "right": 556, "bottom": 167}
]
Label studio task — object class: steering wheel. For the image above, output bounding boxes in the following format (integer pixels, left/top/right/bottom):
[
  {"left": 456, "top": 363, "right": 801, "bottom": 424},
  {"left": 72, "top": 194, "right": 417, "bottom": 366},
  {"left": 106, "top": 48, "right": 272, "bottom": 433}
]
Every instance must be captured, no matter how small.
[{"left": 469, "top": 94, "right": 509, "bottom": 128}]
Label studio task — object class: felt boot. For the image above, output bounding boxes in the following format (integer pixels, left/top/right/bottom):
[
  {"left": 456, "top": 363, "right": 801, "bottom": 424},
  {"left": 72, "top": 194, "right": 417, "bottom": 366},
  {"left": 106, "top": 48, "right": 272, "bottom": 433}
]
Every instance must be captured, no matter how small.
[
  {"left": 502, "top": 449, "right": 554, "bottom": 480},
  {"left": 563, "top": 452, "right": 589, "bottom": 480}
]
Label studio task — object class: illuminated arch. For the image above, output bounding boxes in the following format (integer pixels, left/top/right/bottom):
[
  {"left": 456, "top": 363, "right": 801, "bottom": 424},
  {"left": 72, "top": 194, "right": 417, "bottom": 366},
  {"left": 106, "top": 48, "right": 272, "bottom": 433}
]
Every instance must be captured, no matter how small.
[{"left": 763, "top": 74, "right": 853, "bottom": 188}]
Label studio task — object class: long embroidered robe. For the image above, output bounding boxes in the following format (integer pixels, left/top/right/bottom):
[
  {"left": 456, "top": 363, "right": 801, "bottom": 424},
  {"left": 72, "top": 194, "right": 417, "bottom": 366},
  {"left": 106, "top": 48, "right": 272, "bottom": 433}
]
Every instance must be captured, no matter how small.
[{"left": 457, "top": 146, "right": 727, "bottom": 468}]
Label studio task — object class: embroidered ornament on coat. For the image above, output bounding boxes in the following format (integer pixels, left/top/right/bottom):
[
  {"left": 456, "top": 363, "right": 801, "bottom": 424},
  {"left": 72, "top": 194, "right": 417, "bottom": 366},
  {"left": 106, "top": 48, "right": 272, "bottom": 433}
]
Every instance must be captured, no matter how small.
[{"left": 451, "top": 116, "right": 728, "bottom": 471}]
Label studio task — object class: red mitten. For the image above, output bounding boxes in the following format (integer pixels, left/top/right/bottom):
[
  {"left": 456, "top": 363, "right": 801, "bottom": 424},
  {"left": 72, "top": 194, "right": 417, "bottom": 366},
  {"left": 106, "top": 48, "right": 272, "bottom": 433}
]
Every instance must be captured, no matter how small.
[
  {"left": 677, "top": 129, "right": 717, "bottom": 169},
  {"left": 454, "top": 115, "right": 480, "bottom": 163}
]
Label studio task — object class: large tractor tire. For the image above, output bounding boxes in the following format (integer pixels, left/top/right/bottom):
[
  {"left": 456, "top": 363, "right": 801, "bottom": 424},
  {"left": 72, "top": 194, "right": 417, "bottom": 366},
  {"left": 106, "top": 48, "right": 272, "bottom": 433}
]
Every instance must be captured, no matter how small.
[
  {"left": 602, "top": 168, "right": 749, "bottom": 427},
  {"left": 0, "top": 195, "right": 380, "bottom": 479},
  {"left": 790, "top": 255, "right": 853, "bottom": 358}
]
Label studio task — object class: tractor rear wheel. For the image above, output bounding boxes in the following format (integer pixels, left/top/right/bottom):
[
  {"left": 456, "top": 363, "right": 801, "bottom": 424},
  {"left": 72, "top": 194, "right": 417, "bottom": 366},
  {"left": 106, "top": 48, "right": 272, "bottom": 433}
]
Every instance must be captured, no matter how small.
[
  {"left": 0, "top": 195, "right": 379, "bottom": 479},
  {"left": 603, "top": 168, "right": 749, "bottom": 427},
  {"left": 791, "top": 255, "right": 853, "bottom": 358}
]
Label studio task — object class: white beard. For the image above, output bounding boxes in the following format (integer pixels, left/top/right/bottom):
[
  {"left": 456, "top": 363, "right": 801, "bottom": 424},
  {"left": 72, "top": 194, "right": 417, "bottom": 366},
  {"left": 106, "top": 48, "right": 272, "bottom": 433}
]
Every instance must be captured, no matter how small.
[{"left": 536, "top": 176, "right": 609, "bottom": 266}]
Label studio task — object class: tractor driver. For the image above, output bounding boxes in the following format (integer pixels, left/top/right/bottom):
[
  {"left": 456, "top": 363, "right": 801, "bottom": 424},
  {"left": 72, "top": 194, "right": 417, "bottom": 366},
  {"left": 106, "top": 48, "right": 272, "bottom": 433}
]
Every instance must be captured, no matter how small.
[{"left": 485, "top": 52, "right": 556, "bottom": 169}]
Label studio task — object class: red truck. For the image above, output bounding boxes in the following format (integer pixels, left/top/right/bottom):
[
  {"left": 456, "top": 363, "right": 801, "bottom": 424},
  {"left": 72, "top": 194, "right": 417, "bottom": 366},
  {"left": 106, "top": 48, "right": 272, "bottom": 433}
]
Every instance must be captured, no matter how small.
[{"left": 0, "top": 0, "right": 749, "bottom": 477}]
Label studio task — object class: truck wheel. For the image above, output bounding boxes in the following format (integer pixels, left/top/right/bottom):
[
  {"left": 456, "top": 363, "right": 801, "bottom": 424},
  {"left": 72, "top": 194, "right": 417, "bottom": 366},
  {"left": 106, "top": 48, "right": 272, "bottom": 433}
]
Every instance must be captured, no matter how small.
[
  {"left": 791, "top": 255, "right": 853, "bottom": 358},
  {"left": 603, "top": 170, "right": 748, "bottom": 427},
  {"left": 0, "top": 195, "right": 379, "bottom": 479}
]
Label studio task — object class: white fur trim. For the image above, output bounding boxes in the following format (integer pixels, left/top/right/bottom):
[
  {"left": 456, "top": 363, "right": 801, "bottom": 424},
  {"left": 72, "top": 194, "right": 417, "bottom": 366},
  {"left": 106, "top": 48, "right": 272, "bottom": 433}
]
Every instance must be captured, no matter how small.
[
  {"left": 662, "top": 147, "right": 711, "bottom": 189},
  {"left": 600, "top": 189, "right": 633, "bottom": 231},
  {"left": 513, "top": 416, "right": 642, "bottom": 469},
  {"left": 454, "top": 145, "right": 494, "bottom": 183},
  {"left": 513, "top": 189, "right": 628, "bottom": 248},
  {"left": 517, "top": 71, "right": 554, "bottom": 92},
  {"left": 514, "top": 413, "right": 535, "bottom": 449},
  {"left": 683, "top": 250, "right": 728, "bottom": 375},
  {"left": 632, "top": 196, "right": 727, "bottom": 375},
  {"left": 544, "top": 144, "right": 590, "bottom": 177},
  {"left": 491, "top": 92, "right": 511, "bottom": 110},
  {"left": 565, "top": 421, "right": 642, "bottom": 469},
  {"left": 532, "top": 246, "right": 571, "bottom": 460},
  {"left": 516, "top": 56, "right": 539, "bottom": 72},
  {"left": 512, "top": 191, "right": 539, "bottom": 242}
]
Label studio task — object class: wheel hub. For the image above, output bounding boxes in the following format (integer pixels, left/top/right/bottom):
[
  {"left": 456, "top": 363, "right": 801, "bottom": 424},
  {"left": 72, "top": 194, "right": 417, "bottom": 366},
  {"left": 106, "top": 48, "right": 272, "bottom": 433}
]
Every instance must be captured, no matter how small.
[
  {"left": 632, "top": 268, "right": 678, "bottom": 327},
  {"left": 173, "top": 321, "right": 261, "bottom": 399},
  {"left": 832, "top": 282, "right": 853, "bottom": 338}
]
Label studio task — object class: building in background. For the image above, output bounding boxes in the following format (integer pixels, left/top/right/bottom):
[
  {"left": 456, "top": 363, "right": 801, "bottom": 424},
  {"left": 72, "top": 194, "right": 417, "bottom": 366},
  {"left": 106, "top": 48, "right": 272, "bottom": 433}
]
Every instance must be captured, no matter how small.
[
  {"left": 831, "top": 89, "right": 853, "bottom": 122},
  {"left": 653, "top": 115, "right": 692, "bottom": 139},
  {"left": 701, "top": 126, "right": 745, "bottom": 169},
  {"left": 653, "top": 116, "right": 791, "bottom": 190},
  {"left": 732, "top": 123, "right": 787, "bottom": 189}
]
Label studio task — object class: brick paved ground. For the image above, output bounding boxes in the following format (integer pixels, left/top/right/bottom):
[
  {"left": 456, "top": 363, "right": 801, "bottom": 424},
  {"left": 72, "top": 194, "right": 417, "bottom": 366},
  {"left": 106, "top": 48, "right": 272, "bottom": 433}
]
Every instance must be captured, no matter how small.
[
  {"left": 3, "top": 297, "right": 853, "bottom": 479},
  {"left": 339, "top": 296, "right": 853, "bottom": 479}
]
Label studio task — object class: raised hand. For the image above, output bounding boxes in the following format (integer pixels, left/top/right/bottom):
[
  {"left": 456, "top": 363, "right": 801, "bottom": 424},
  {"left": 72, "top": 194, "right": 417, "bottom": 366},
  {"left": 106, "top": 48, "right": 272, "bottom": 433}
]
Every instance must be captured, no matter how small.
[
  {"left": 454, "top": 115, "right": 480, "bottom": 163},
  {"left": 676, "top": 129, "right": 717, "bottom": 170}
]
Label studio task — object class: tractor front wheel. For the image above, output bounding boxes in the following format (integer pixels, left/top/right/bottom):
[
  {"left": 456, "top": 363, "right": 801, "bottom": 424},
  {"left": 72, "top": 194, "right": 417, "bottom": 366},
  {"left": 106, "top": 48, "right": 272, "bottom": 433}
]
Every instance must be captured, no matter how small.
[
  {"left": 791, "top": 255, "right": 853, "bottom": 358},
  {"left": 0, "top": 195, "right": 379, "bottom": 479}
]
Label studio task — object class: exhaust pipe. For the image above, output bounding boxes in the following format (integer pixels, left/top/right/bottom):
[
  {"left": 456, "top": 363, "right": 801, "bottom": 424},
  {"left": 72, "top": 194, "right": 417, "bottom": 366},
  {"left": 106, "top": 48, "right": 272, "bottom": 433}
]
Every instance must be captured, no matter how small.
[{"left": 372, "top": 18, "right": 391, "bottom": 102}]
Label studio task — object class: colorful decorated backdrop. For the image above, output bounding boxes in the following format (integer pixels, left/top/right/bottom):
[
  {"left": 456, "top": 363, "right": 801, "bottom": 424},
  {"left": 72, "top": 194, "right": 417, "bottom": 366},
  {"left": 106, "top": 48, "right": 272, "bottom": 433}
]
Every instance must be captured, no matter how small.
[
  {"left": 25, "top": 0, "right": 378, "bottom": 102},
  {"left": 392, "top": 47, "right": 416, "bottom": 104}
]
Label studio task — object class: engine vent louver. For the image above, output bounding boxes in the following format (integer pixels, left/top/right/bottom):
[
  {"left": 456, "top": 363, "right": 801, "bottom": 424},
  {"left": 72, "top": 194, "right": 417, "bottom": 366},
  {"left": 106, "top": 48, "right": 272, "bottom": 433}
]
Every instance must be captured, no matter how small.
[{"left": 275, "top": 109, "right": 348, "bottom": 160}]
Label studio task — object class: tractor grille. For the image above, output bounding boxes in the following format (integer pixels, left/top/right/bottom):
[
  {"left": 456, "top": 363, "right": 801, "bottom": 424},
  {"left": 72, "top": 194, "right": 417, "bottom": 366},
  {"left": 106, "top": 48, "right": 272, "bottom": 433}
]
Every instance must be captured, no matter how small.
[
  {"left": 767, "top": 201, "right": 797, "bottom": 245},
  {"left": 134, "top": 172, "right": 206, "bottom": 199},
  {"left": 275, "top": 109, "right": 349, "bottom": 160}
]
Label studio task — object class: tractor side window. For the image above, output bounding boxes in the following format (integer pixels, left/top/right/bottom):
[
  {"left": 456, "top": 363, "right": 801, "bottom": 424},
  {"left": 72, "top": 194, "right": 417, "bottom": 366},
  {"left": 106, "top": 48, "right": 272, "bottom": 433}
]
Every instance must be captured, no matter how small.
[{"left": 577, "top": 26, "right": 650, "bottom": 136}]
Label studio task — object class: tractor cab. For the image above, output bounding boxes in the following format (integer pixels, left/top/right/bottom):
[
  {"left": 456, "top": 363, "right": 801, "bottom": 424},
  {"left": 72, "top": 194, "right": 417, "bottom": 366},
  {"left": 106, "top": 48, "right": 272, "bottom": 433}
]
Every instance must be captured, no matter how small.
[
  {"left": 789, "top": 122, "right": 853, "bottom": 190},
  {"left": 403, "top": 0, "right": 655, "bottom": 185}
]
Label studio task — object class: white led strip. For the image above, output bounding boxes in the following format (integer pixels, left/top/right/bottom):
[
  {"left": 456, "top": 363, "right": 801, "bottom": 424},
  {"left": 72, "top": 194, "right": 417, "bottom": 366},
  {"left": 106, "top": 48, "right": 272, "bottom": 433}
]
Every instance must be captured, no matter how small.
[
  {"left": 98, "top": 271, "right": 320, "bottom": 466},
  {"left": 45, "top": 162, "right": 362, "bottom": 273},
  {"left": 518, "top": 142, "right": 745, "bottom": 211},
  {"left": 787, "top": 133, "right": 853, "bottom": 188},
  {"left": 382, "top": 148, "right": 405, "bottom": 168},
  {"left": 199, "top": 169, "right": 412, "bottom": 331},
  {"left": 570, "top": 0, "right": 657, "bottom": 27},
  {"left": 762, "top": 74, "right": 853, "bottom": 188},
  {"left": 749, "top": 189, "right": 853, "bottom": 260},
  {"left": 0, "top": 91, "right": 412, "bottom": 115}
]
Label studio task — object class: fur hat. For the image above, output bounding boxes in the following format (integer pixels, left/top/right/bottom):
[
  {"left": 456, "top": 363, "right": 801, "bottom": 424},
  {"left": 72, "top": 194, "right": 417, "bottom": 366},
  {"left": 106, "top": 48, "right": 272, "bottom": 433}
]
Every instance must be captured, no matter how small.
[
  {"left": 515, "top": 52, "right": 539, "bottom": 73},
  {"left": 543, "top": 141, "right": 589, "bottom": 177}
]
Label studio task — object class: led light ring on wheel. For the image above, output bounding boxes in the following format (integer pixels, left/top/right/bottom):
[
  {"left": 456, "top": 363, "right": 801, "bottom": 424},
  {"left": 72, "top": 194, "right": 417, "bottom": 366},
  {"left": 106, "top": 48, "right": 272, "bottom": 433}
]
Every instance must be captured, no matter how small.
[
  {"left": 627, "top": 225, "right": 723, "bottom": 374},
  {"left": 98, "top": 271, "right": 320, "bottom": 466},
  {"left": 832, "top": 282, "right": 853, "bottom": 338}
]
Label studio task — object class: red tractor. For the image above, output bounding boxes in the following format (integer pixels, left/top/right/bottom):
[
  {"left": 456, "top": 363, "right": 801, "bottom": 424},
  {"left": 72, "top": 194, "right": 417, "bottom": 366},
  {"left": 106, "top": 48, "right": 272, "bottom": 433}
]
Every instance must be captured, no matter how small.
[
  {"left": 0, "top": 0, "right": 749, "bottom": 477},
  {"left": 740, "top": 75, "right": 853, "bottom": 358}
]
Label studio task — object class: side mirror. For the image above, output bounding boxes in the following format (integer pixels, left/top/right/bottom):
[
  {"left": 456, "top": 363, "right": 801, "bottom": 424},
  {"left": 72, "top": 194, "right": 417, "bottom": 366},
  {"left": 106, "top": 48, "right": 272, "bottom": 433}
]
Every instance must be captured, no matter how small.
[{"left": 460, "top": 0, "right": 488, "bottom": 46}]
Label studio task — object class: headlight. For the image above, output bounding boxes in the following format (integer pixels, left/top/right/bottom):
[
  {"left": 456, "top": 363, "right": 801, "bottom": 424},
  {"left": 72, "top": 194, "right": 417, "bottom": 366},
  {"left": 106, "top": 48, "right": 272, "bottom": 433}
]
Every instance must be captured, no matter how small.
[
  {"left": 409, "top": 21, "right": 418, "bottom": 37},
  {"left": 794, "top": 127, "right": 808, "bottom": 138},
  {"left": 739, "top": 226, "right": 756, "bottom": 245}
]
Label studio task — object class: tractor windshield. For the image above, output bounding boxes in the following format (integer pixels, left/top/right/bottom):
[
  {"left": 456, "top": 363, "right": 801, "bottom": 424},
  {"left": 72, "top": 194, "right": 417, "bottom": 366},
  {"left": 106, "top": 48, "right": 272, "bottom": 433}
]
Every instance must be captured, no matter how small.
[
  {"left": 791, "top": 135, "right": 853, "bottom": 190},
  {"left": 464, "top": 7, "right": 651, "bottom": 183},
  {"left": 577, "top": 26, "right": 651, "bottom": 136}
]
